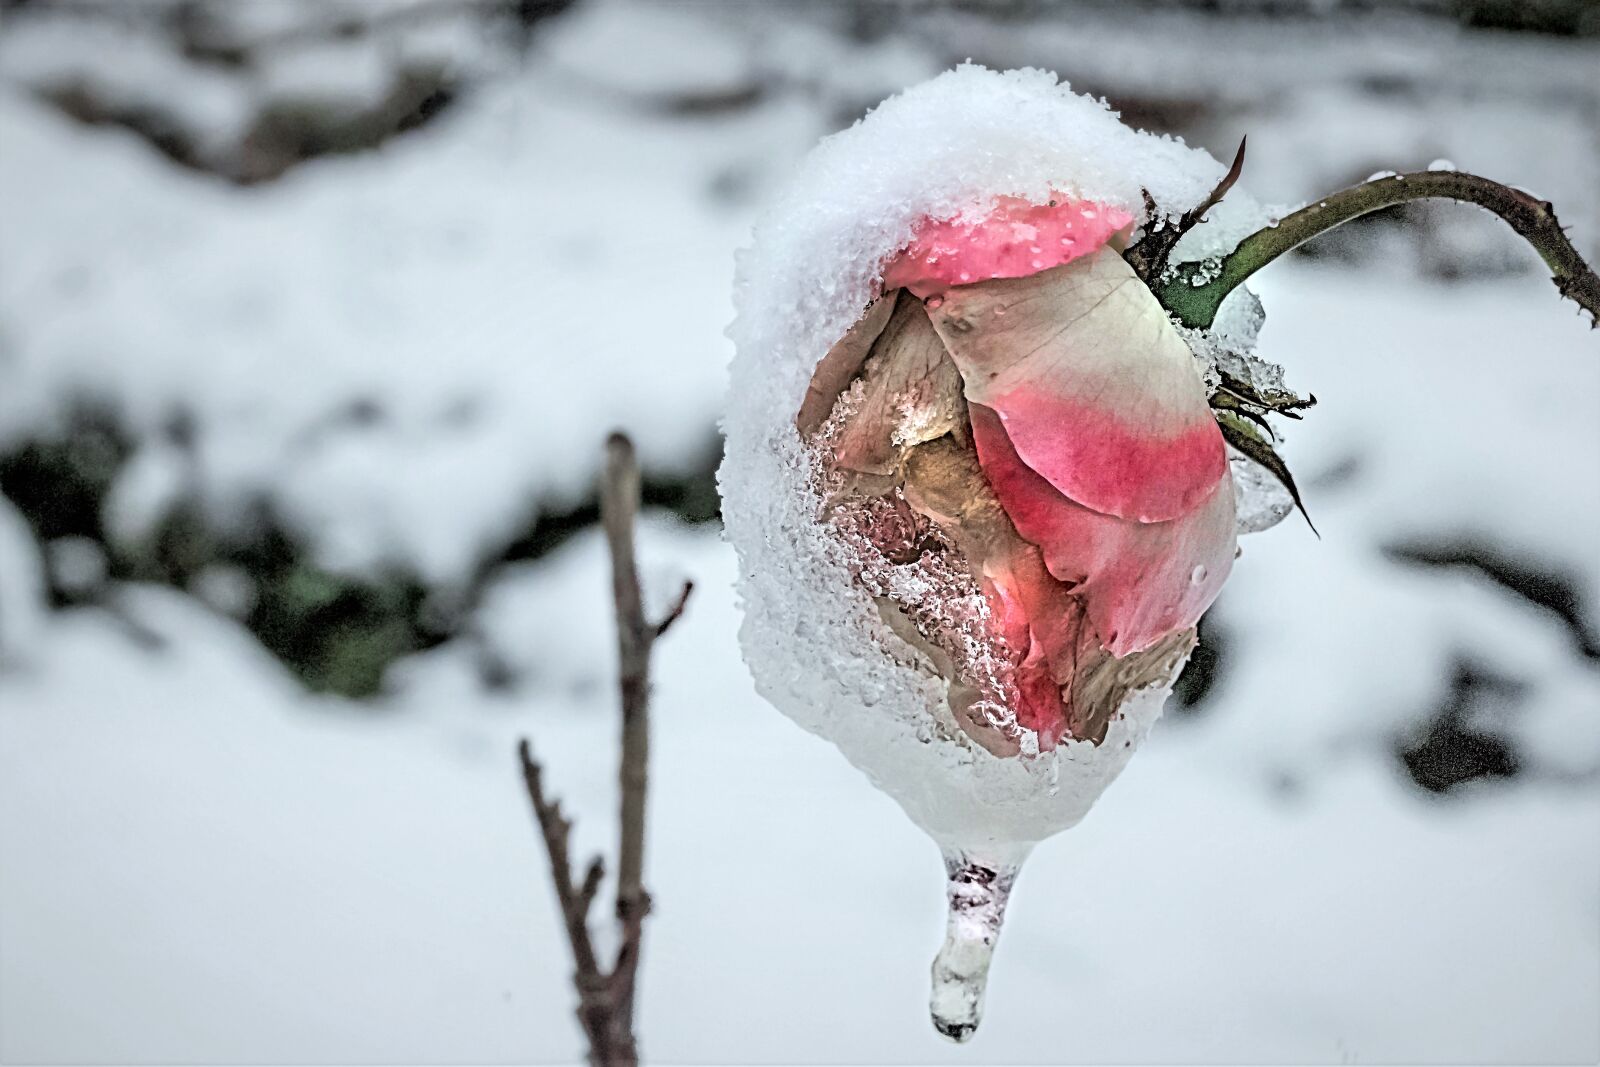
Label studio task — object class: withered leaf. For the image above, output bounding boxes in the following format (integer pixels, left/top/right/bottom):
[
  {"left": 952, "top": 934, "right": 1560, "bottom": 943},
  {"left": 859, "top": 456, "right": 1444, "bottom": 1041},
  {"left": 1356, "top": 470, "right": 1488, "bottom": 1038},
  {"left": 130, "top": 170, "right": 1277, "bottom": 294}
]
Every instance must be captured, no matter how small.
[
  {"left": 1215, "top": 409, "right": 1318, "bottom": 535},
  {"left": 1209, "top": 390, "right": 1277, "bottom": 439},
  {"left": 1064, "top": 627, "right": 1196, "bottom": 744},
  {"left": 1213, "top": 369, "right": 1316, "bottom": 419}
]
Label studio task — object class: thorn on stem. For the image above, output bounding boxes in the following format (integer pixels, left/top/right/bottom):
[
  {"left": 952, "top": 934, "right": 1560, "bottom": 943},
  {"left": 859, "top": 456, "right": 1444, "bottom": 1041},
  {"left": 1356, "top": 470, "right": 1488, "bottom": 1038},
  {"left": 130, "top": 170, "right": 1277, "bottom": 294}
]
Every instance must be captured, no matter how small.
[{"left": 654, "top": 580, "right": 694, "bottom": 637}]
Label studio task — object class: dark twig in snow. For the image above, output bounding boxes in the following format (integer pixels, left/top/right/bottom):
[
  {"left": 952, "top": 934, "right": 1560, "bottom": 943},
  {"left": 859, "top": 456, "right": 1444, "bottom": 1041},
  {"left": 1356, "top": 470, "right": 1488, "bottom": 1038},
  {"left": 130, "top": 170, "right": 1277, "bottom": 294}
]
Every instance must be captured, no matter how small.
[
  {"left": 1125, "top": 136, "right": 1247, "bottom": 285},
  {"left": 517, "top": 432, "right": 693, "bottom": 1067},
  {"left": 1156, "top": 170, "right": 1600, "bottom": 330}
]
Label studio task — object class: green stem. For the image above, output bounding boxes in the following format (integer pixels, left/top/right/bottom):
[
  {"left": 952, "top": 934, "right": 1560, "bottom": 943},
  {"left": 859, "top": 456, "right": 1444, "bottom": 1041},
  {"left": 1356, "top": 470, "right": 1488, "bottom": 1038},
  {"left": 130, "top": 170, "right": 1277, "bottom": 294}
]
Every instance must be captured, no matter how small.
[{"left": 1156, "top": 171, "right": 1600, "bottom": 330}]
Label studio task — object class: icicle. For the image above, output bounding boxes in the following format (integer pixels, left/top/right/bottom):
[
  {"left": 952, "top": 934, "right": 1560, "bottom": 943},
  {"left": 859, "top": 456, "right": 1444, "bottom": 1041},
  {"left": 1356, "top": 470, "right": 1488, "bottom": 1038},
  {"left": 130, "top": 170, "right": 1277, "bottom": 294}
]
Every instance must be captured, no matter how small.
[{"left": 929, "top": 850, "right": 1024, "bottom": 1042}]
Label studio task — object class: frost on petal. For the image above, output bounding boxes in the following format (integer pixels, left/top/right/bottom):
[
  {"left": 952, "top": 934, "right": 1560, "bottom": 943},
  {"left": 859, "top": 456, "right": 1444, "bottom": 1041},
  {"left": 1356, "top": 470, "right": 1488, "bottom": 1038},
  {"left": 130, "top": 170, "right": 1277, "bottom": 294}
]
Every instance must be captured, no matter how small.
[
  {"left": 969, "top": 403, "right": 1235, "bottom": 656},
  {"left": 883, "top": 196, "right": 1134, "bottom": 299},
  {"left": 928, "top": 249, "right": 1226, "bottom": 523},
  {"left": 803, "top": 302, "right": 1064, "bottom": 749}
]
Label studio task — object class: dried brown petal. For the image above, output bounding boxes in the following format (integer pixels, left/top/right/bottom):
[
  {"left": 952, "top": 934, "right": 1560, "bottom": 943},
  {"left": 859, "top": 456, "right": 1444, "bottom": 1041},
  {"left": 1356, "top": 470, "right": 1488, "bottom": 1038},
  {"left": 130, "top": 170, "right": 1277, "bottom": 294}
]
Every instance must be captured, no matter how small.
[{"left": 796, "top": 292, "right": 900, "bottom": 438}]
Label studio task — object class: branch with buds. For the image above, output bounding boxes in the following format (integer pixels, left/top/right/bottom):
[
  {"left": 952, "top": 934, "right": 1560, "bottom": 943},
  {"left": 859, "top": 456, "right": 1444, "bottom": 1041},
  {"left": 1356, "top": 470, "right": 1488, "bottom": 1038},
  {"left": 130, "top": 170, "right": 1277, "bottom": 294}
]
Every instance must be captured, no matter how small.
[{"left": 517, "top": 433, "right": 692, "bottom": 1067}]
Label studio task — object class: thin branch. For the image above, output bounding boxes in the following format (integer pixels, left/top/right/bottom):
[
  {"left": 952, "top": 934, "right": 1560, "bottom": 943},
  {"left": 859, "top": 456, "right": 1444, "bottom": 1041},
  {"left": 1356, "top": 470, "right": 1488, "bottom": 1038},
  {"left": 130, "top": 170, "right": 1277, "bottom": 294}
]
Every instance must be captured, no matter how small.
[
  {"left": 1155, "top": 170, "right": 1600, "bottom": 329},
  {"left": 517, "top": 432, "right": 693, "bottom": 1067},
  {"left": 603, "top": 433, "right": 651, "bottom": 926},
  {"left": 517, "top": 741, "right": 614, "bottom": 1060}
]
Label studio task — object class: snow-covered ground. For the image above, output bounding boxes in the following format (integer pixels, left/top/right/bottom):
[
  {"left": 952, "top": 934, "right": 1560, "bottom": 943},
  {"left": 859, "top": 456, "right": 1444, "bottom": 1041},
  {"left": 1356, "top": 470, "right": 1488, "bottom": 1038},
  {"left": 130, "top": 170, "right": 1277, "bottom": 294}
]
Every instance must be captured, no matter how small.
[{"left": 1, "top": 1, "right": 1597, "bottom": 1063}]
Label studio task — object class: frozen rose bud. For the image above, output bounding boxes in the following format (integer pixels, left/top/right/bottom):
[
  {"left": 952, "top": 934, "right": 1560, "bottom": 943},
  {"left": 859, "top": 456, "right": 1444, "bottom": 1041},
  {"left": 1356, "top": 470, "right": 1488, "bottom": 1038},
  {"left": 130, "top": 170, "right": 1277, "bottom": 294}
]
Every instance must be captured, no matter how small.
[
  {"left": 800, "top": 195, "right": 1235, "bottom": 752},
  {"left": 723, "top": 66, "right": 1298, "bottom": 1044}
]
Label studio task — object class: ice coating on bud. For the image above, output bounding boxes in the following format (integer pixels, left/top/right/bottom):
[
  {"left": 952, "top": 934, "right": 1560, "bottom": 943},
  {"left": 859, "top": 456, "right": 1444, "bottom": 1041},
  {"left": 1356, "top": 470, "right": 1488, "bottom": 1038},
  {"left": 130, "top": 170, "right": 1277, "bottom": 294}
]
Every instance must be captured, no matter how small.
[
  {"left": 723, "top": 64, "right": 1275, "bottom": 894},
  {"left": 721, "top": 64, "right": 1297, "bottom": 1041}
]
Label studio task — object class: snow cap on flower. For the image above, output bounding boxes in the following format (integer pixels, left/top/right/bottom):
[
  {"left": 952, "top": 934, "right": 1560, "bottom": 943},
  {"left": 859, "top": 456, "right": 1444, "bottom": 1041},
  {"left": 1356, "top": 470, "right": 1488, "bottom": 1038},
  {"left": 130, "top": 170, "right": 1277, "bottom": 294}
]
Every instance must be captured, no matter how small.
[{"left": 723, "top": 64, "right": 1274, "bottom": 854}]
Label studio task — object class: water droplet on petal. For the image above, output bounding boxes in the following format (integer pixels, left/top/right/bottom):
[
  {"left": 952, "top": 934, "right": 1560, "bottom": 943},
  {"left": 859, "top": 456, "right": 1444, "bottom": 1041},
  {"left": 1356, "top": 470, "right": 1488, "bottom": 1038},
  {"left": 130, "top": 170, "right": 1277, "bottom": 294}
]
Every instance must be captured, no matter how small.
[
  {"left": 925, "top": 295, "right": 944, "bottom": 310},
  {"left": 959, "top": 271, "right": 971, "bottom": 282},
  {"left": 1030, "top": 259, "right": 1044, "bottom": 270},
  {"left": 1191, "top": 564, "right": 1208, "bottom": 584}
]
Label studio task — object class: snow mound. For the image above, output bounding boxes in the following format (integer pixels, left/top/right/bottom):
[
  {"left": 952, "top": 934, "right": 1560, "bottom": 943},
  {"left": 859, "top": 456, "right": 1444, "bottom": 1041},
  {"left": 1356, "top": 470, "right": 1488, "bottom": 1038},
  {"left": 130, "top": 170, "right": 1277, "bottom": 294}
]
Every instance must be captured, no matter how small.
[{"left": 721, "top": 65, "right": 1268, "bottom": 856}]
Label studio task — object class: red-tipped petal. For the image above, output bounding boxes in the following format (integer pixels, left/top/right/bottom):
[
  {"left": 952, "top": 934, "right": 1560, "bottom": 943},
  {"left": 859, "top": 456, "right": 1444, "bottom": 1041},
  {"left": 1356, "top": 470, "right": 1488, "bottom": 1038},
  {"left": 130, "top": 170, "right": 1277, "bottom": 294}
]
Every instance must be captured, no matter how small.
[
  {"left": 883, "top": 196, "right": 1132, "bottom": 300},
  {"left": 928, "top": 249, "right": 1226, "bottom": 523},
  {"left": 970, "top": 403, "right": 1235, "bottom": 656}
]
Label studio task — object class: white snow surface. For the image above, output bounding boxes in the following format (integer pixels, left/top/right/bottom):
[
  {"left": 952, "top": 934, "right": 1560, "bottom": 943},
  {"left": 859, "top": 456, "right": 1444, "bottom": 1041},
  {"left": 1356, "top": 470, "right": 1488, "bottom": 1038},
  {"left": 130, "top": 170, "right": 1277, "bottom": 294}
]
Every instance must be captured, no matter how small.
[
  {"left": 722, "top": 66, "right": 1270, "bottom": 856},
  {"left": 3, "top": 518, "right": 1597, "bottom": 1065}
]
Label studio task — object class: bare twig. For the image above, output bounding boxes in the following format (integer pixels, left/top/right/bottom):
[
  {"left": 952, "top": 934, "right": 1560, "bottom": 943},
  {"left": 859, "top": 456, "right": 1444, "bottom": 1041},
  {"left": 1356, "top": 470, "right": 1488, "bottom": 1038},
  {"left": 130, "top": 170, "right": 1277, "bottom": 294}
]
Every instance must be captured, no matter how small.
[
  {"left": 518, "top": 741, "right": 612, "bottom": 1054},
  {"left": 517, "top": 432, "right": 693, "bottom": 1067}
]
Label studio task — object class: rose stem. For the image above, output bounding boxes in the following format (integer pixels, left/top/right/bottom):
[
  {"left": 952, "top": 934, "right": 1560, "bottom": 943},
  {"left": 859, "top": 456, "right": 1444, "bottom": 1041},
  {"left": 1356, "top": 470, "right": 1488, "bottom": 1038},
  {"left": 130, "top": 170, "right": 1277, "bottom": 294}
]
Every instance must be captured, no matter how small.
[{"left": 1156, "top": 170, "right": 1600, "bottom": 330}]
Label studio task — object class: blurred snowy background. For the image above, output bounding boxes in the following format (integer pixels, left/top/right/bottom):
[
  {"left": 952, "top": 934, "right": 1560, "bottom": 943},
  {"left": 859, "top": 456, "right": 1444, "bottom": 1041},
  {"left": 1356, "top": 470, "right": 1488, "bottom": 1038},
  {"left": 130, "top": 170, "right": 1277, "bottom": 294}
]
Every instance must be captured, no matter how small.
[{"left": 1, "top": 0, "right": 1597, "bottom": 1063}]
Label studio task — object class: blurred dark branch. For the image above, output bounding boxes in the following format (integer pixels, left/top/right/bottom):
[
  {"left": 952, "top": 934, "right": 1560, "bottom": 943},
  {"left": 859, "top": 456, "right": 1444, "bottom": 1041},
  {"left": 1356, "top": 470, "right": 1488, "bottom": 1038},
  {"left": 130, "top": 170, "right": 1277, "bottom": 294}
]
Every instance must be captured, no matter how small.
[
  {"left": 1157, "top": 170, "right": 1600, "bottom": 329},
  {"left": 169, "top": 0, "right": 563, "bottom": 66},
  {"left": 517, "top": 433, "right": 692, "bottom": 1067}
]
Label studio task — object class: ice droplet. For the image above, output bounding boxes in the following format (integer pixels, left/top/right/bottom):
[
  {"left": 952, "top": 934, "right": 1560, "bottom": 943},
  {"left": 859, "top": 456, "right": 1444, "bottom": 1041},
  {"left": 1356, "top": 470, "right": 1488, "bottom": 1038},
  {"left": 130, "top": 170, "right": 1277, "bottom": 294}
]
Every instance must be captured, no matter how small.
[
  {"left": 1427, "top": 158, "right": 1457, "bottom": 172},
  {"left": 929, "top": 853, "right": 1022, "bottom": 1042}
]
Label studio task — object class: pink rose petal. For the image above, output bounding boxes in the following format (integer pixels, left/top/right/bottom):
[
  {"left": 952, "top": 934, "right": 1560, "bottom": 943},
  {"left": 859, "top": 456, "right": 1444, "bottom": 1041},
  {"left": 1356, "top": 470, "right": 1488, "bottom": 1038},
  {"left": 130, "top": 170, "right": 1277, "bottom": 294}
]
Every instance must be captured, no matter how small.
[
  {"left": 883, "top": 196, "right": 1133, "bottom": 299},
  {"left": 970, "top": 403, "right": 1235, "bottom": 656},
  {"left": 927, "top": 247, "right": 1227, "bottom": 523}
]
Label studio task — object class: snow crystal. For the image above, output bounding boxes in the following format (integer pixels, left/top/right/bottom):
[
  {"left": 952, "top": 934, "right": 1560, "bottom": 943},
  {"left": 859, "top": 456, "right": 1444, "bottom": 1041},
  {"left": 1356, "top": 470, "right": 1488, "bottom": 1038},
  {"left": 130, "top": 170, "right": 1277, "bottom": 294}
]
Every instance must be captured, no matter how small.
[{"left": 720, "top": 65, "right": 1267, "bottom": 856}]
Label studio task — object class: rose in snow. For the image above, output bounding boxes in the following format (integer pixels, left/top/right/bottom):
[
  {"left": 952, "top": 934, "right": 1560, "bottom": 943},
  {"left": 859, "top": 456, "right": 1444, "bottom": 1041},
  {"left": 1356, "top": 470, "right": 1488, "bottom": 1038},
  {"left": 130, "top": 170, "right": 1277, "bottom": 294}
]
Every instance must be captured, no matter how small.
[
  {"left": 724, "top": 57, "right": 1599, "bottom": 1041},
  {"left": 798, "top": 194, "right": 1235, "bottom": 757},
  {"left": 720, "top": 65, "right": 1299, "bottom": 1043}
]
